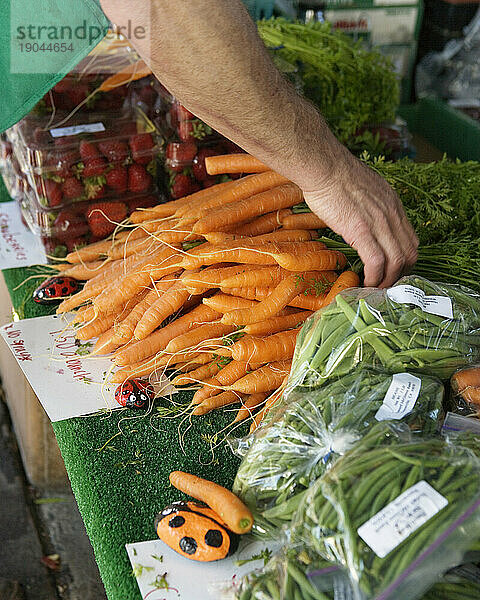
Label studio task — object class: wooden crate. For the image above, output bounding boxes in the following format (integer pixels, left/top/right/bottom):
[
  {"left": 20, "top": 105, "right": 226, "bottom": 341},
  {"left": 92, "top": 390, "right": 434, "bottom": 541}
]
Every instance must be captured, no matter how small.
[{"left": 0, "top": 274, "right": 68, "bottom": 490}]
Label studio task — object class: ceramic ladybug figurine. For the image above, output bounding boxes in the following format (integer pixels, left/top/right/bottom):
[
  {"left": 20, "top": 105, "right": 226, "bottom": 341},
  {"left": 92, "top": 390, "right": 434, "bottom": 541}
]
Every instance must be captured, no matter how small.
[
  {"left": 114, "top": 379, "right": 155, "bottom": 409},
  {"left": 33, "top": 276, "right": 80, "bottom": 304},
  {"left": 154, "top": 501, "right": 239, "bottom": 562}
]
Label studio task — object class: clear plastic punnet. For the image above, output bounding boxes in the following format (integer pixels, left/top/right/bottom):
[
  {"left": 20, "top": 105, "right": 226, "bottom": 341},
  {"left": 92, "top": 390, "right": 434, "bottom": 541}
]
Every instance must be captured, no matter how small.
[
  {"left": 233, "top": 369, "right": 444, "bottom": 536},
  {"left": 290, "top": 276, "right": 480, "bottom": 388},
  {"left": 291, "top": 429, "right": 480, "bottom": 600}
]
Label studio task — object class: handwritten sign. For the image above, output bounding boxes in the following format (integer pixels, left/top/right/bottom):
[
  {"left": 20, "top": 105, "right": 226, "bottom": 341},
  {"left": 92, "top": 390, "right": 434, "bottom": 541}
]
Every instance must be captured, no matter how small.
[
  {"left": 126, "top": 538, "right": 279, "bottom": 600},
  {"left": 0, "top": 314, "right": 176, "bottom": 421},
  {"left": 0, "top": 201, "right": 47, "bottom": 268}
]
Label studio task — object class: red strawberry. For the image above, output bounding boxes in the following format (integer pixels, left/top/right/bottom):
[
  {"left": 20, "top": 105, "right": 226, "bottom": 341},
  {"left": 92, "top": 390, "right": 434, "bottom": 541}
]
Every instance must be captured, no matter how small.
[
  {"left": 192, "top": 147, "right": 220, "bottom": 182},
  {"left": 178, "top": 120, "right": 194, "bottom": 142},
  {"left": 88, "top": 185, "right": 106, "bottom": 201},
  {"left": 83, "top": 157, "right": 107, "bottom": 178},
  {"left": 165, "top": 142, "right": 197, "bottom": 172},
  {"left": 127, "top": 194, "right": 158, "bottom": 213},
  {"left": 87, "top": 201, "right": 128, "bottom": 237},
  {"left": 129, "top": 133, "right": 155, "bottom": 165},
  {"left": 176, "top": 104, "right": 195, "bottom": 120},
  {"left": 53, "top": 210, "right": 89, "bottom": 241},
  {"left": 98, "top": 140, "right": 129, "bottom": 162},
  {"left": 62, "top": 176, "right": 84, "bottom": 200},
  {"left": 56, "top": 149, "right": 80, "bottom": 178},
  {"left": 128, "top": 164, "right": 152, "bottom": 193},
  {"left": 171, "top": 174, "right": 199, "bottom": 199},
  {"left": 79, "top": 140, "right": 100, "bottom": 162},
  {"left": 41, "top": 180, "right": 63, "bottom": 207},
  {"left": 33, "top": 127, "right": 51, "bottom": 146},
  {"left": 106, "top": 166, "right": 128, "bottom": 193},
  {"left": 66, "top": 83, "right": 89, "bottom": 107}
]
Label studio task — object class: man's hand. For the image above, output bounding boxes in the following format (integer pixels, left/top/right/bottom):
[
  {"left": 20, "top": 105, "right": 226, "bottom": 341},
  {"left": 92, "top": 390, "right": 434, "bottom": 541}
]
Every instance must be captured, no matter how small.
[
  {"left": 303, "top": 149, "right": 418, "bottom": 288},
  {"left": 99, "top": 0, "right": 418, "bottom": 287}
]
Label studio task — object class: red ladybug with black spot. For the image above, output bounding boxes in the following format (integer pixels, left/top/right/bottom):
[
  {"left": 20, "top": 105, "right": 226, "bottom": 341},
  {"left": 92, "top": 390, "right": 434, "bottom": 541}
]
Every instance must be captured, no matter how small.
[
  {"left": 154, "top": 501, "right": 239, "bottom": 562},
  {"left": 33, "top": 276, "right": 80, "bottom": 304},
  {"left": 114, "top": 379, "right": 155, "bottom": 409}
]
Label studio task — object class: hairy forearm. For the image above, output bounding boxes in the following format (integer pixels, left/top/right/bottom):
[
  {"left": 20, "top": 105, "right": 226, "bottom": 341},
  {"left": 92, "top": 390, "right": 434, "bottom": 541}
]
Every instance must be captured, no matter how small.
[{"left": 100, "top": 0, "right": 346, "bottom": 191}]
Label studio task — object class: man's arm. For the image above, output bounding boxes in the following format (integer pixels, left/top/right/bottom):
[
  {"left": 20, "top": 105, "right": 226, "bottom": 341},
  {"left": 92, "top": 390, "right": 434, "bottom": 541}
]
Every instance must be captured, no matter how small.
[{"left": 100, "top": 0, "right": 418, "bottom": 287}]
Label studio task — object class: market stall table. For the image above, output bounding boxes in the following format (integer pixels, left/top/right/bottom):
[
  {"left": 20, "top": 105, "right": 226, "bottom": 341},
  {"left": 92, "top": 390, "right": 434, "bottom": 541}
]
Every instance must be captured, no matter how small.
[{"left": 0, "top": 184, "right": 242, "bottom": 600}]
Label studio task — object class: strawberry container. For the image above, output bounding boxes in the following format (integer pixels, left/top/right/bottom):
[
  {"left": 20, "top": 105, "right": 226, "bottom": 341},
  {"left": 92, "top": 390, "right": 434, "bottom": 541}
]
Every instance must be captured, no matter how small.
[
  {"left": 162, "top": 100, "right": 245, "bottom": 199},
  {"left": 19, "top": 186, "right": 159, "bottom": 259},
  {"left": 11, "top": 109, "right": 164, "bottom": 211}
]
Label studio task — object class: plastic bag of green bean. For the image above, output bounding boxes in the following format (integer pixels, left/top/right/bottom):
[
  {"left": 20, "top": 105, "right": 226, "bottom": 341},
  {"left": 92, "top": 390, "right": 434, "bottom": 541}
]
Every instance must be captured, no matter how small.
[
  {"left": 291, "top": 276, "right": 480, "bottom": 388},
  {"left": 233, "top": 368, "right": 444, "bottom": 536},
  {"left": 291, "top": 431, "right": 480, "bottom": 600}
]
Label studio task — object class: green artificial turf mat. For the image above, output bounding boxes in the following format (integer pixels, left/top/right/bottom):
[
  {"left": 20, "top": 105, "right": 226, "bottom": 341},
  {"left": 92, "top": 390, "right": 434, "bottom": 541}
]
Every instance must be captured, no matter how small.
[{"left": 1, "top": 176, "right": 246, "bottom": 598}]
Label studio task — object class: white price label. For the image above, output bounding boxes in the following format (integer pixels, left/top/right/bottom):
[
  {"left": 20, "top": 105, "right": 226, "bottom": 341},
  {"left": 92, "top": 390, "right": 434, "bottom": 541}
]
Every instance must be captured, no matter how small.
[
  {"left": 387, "top": 285, "right": 453, "bottom": 319},
  {"left": 50, "top": 122, "right": 105, "bottom": 138},
  {"left": 357, "top": 480, "right": 448, "bottom": 558},
  {"left": 375, "top": 372, "right": 421, "bottom": 422}
]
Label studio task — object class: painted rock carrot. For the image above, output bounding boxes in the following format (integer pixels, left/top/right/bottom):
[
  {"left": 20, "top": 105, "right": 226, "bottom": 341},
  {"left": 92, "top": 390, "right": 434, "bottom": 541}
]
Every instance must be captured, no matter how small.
[
  {"left": 205, "top": 154, "right": 269, "bottom": 176},
  {"left": 169, "top": 471, "right": 254, "bottom": 534},
  {"left": 193, "top": 183, "right": 303, "bottom": 234}
]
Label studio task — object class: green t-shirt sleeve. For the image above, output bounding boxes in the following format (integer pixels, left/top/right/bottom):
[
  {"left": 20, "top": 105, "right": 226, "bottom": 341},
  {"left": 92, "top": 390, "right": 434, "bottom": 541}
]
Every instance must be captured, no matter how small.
[{"left": 0, "top": 0, "right": 109, "bottom": 132}]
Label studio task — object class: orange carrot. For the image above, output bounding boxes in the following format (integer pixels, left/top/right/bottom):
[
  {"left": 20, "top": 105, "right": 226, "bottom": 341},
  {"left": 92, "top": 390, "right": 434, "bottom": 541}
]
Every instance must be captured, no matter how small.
[
  {"left": 165, "top": 322, "right": 235, "bottom": 354},
  {"left": 281, "top": 212, "right": 327, "bottom": 230},
  {"left": 83, "top": 255, "right": 139, "bottom": 290},
  {"left": 203, "top": 294, "right": 258, "bottom": 313},
  {"left": 193, "top": 182, "right": 303, "bottom": 233},
  {"left": 134, "top": 278, "right": 191, "bottom": 340},
  {"left": 233, "top": 393, "right": 268, "bottom": 423},
  {"left": 181, "top": 246, "right": 278, "bottom": 269},
  {"left": 192, "top": 360, "right": 252, "bottom": 405},
  {"left": 250, "top": 387, "right": 285, "bottom": 432},
  {"left": 204, "top": 229, "right": 315, "bottom": 246},
  {"left": 229, "top": 361, "right": 291, "bottom": 394},
  {"left": 59, "top": 260, "right": 107, "bottom": 280},
  {"left": 97, "top": 59, "right": 152, "bottom": 92},
  {"left": 272, "top": 249, "right": 347, "bottom": 272},
  {"left": 130, "top": 182, "right": 236, "bottom": 223},
  {"left": 91, "top": 327, "right": 121, "bottom": 356},
  {"left": 244, "top": 311, "right": 312, "bottom": 336},
  {"left": 177, "top": 171, "right": 289, "bottom": 221},
  {"left": 76, "top": 312, "right": 117, "bottom": 341},
  {"left": 107, "top": 235, "right": 158, "bottom": 260},
  {"left": 65, "top": 228, "right": 147, "bottom": 263},
  {"left": 221, "top": 267, "right": 336, "bottom": 289},
  {"left": 192, "top": 391, "right": 243, "bottom": 416},
  {"left": 113, "top": 304, "right": 220, "bottom": 367},
  {"left": 172, "top": 361, "right": 223, "bottom": 386},
  {"left": 222, "top": 275, "right": 308, "bottom": 326},
  {"left": 230, "top": 209, "right": 291, "bottom": 237},
  {"left": 322, "top": 270, "right": 360, "bottom": 306},
  {"left": 223, "top": 286, "right": 329, "bottom": 311},
  {"left": 169, "top": 471, "right": 254, "bottom": 534},
  {"left": 56, "top": 284, "right": 101, "bottom": 313},
  {"left": 229, "top": 329, "right": 299, "bottom": 363},
  {"left": 205, "top": 154, "right": 269, "bottom": 176},
  {"left": 112, "top": 284, "right": 172, "bottom": 345}
]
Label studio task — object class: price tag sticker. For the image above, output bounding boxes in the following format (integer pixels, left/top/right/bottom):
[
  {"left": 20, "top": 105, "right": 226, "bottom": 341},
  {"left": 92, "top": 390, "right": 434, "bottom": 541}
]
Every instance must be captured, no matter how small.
[
  {"left": 357, "top": 480, "right": 448, "bottom": 558},
  {"left": 375, "top": 372, "right": 421, "bottom": 422},
  {"left": 50, "top": 122, "right": 105, "bottom": 138},
  {"left": 387, "top": 285, "right": 453, "bottom": 319}
]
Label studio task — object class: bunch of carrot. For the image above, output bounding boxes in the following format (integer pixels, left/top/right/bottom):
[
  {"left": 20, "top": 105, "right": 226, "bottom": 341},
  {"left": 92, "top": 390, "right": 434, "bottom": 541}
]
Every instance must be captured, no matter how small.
[{"left": 53, "top": 153, "right": 358, "bottom": 428}]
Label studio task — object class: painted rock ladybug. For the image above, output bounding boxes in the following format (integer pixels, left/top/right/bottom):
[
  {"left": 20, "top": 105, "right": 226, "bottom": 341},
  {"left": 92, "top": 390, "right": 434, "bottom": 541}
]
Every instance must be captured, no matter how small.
[
  {"left": 33, "top": 276, "right": 80, "bottom": 304},
  {"left": 154, "top": 501, "right": 239, "bottom": 562},
  {"left": 114, "top": 379, "right": 155, "bottom": 409}
]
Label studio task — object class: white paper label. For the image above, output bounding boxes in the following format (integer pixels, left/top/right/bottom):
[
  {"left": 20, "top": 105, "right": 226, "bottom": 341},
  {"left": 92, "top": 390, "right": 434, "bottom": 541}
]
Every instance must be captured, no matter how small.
[
  {"left": 357, "top": 480, "right": 448, "bottom": 558},
  {"left": 0, "top": 314, "right": 177, "bottom": 421},
  {"left": 126, "top": 539, "right": 279, "bottom": 600},
  {"left": 375, "top": 372, "right": 421, "bottom": 422},
  {"left": 0, "top": 201, "right": 47, "bottom": 268},
  {"left": 387, "top": 285, "right": 453, "bottom": 319},
  {"left": 50, "top": 122, "right": 105, "bottom": 138}
]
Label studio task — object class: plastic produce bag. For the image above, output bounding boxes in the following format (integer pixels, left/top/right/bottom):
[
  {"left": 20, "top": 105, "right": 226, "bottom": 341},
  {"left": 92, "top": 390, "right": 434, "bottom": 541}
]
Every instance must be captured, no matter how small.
[
  {"left": 233, "top": 368, "right": 444, "bottom": 535},
  {"left": 291, "top": 276, "right": 480, "bottom": 387},
  {"left": 292, "top": 430, "right": 480, "bottom": 600}
]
